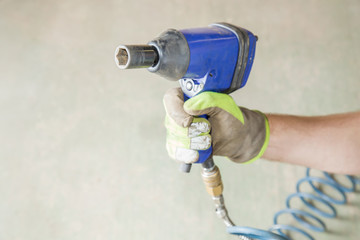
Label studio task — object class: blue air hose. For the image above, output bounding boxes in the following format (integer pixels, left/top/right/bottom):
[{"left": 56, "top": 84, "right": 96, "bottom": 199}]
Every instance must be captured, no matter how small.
[{"left": 227, "top": 168, "right": 359, "bottom": 240}]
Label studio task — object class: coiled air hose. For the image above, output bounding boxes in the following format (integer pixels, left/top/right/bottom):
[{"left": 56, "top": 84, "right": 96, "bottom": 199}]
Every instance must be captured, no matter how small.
[{"left": 227, "top": 168, "right": 360, "bottom": 240}]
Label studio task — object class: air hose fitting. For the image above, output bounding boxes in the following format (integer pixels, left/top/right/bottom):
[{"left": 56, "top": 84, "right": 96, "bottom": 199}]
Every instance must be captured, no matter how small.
[
  {"left": 201, "top": 163, "right": 251, "bottom": 240},
  {"left": 201, "top": 165, "right": 223, "bottom": 197}
]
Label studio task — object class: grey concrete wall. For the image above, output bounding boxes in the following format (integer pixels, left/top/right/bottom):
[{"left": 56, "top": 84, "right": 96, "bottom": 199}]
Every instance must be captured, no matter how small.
[{"left": 0, "top": 0, "right": 359, "bottom": 240}]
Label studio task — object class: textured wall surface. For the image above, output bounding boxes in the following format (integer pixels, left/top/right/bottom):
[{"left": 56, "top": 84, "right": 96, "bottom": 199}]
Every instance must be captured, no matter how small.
[{"left": 0, "top": 0, "right": 359, "bottom": 240}]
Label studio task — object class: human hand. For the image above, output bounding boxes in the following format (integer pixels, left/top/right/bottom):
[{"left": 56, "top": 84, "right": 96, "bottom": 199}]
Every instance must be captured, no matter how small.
[{"left": 163, "top": 88, "right": 269, "bottom": 164}]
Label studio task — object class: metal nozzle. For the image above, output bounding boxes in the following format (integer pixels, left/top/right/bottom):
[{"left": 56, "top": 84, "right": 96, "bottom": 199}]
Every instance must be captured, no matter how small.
[
  {"left": 115, "top": 45, "right": 159, "bottom": 69},
  {"left": 201, "top": 165, "right": 223, "bottom": 197}
]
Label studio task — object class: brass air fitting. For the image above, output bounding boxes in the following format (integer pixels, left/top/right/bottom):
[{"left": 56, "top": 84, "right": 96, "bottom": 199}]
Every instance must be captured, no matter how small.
[{"left": 201, "top": 166, "right": 223, "bottom": 197}]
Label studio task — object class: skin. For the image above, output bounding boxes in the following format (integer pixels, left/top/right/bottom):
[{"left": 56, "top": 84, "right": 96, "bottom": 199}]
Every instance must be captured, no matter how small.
[{"left": 263, "top": 112, "right": 360, "bottom": 175}]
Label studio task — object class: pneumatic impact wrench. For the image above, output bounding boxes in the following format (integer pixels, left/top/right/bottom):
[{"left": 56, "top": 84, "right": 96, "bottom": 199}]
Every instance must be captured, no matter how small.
[{"left": 115, "top": 23, "right": 257, "bottom": 239}]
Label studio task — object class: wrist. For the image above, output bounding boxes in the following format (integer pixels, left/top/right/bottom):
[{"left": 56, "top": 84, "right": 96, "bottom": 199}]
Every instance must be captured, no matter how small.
[{"left": 244, "top": 112, "right": 270, "bottom": 164}]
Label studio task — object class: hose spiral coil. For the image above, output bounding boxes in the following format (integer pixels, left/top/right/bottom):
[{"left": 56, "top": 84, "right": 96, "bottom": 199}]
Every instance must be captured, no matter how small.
[{"left": 228, "top": 168, "right": 359, "bottom": 240}]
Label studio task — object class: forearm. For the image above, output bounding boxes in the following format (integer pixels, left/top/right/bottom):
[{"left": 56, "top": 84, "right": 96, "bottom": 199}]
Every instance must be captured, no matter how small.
[{"left": 262, "top": 112, "right": 360, "bottom": 175}]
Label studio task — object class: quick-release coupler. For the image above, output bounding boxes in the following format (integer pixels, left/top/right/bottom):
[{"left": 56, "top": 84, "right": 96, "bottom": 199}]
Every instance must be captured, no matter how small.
[{"left": 202, "top": 165, "right": 223, "bottom": 197}]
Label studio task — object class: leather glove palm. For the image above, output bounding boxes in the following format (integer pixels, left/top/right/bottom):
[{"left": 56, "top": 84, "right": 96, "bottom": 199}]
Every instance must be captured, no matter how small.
[{"left": 163, "top": 88, "right": 269, "bottom": 164}]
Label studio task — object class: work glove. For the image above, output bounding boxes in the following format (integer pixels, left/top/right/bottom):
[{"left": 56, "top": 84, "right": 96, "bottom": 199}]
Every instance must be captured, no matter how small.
[{"left": 163, "top": 88, "right": 269, "bottom": 164}]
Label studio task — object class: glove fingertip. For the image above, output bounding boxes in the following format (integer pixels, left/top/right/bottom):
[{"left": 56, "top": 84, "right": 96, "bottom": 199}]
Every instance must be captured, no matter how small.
[
  {"left": 182, "top": 115, "right": 193, "bottom": 128},
  {"left": 175, "top": 148, "right": 199, "bottom": 164}
]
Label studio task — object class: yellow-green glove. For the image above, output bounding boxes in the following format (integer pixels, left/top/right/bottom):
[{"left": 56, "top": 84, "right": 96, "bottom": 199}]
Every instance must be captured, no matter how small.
[{"left": 163, "top": 88, "right": 269, "bottom": 164}]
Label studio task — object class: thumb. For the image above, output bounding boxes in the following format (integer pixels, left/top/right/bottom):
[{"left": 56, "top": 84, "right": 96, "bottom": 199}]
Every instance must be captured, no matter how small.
[
  {"left": 184, "top": 92, "right": 245, "bottom": 124},
  {"left": 163, "top": 88, "right": 193, "bottom": 128}
]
